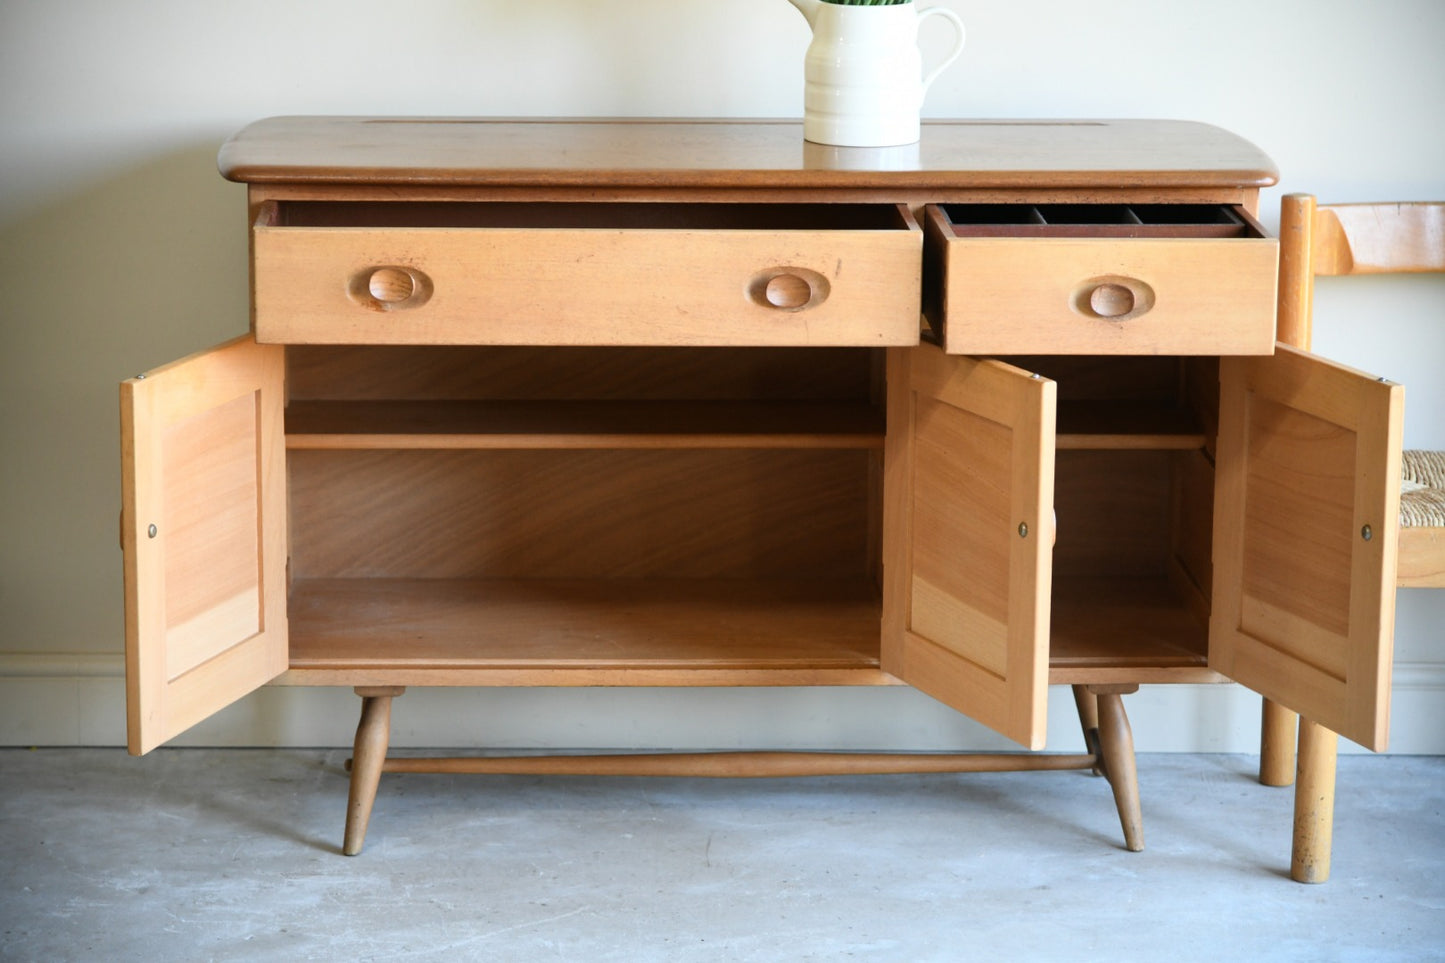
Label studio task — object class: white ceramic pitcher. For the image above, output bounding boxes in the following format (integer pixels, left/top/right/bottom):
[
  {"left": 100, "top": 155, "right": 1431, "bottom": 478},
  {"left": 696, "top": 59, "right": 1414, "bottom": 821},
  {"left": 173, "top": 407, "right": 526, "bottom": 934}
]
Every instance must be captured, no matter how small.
[{"left": 787, "top": 0, "right": 965, "bottom": 147}]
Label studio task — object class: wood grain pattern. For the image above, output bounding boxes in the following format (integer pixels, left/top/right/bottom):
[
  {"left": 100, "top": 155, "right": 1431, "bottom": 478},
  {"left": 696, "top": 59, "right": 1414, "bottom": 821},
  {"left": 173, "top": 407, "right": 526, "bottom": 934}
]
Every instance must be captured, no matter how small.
[
  {"left": 1170, "top": 445, "right": 1216, "bottom": 619},
  {"left": 909, "top": 396, "right": 1014, "bottom": 676},
  {"left": 1278, "top": 194, "right": 1444, "bottom": 594},
  {"left": 1048, "top": 576, "right": 1207, "bottom": 673},
  {"left": 342, "top": 690, "right": 396, "bottom": 856},
  {"left": 127, "top": 118, "right": 1314, "bottom": 775},
  {"left": 285, "top": 399, "right": 884, "bottom": 450},
  {"left": 288, "top": 448, "right": 872, "bottom": 580},
  {"left": 252, "top": 201, "right": 921, "bottom": 347},
  {"left": 374, "top": 751, "right": 1098, "bottom": 777},
  {"left": 160, "top": 392, "right": 261, "bottom": 679},
  {"left": 220, "top": 118, "right": 1279, "bottom": 190},
  {"left": 285, "top": 578, "right": 884, "bottom": 687},
  {"left": 1054, "top": 401, "right": 1205, "bottom": 449},
  {"left": 1239, "top": 397, "right": 1356, "bottom": 642},
  {"left": 881, "top": 345, "right": 1053, "bottom": 749},
  {"left": 286, "top": 345, "right": 877, "bottom": 402},
  {"left": 928, "top": 204, "right": 1279, "bottom": 356},
  {"left": 1211, "top": 345, "right": 1403, "bottom": 751},
  {"left": 121, "top": 337, "right": 288, "bottom": 755},
  {"left": 1096, "top": 692, "right": 1144, "bottom": 852},
  {"left": 1259, "top": 699, "right": 1299, "bottom": 787},
  {"left": 1276, "top": 193, "right": 1316, "bottom": 349},
  {"left": 1292, "top": 719, "right": 1339, "bottom": 883},
  {"left": 1397, "top": 526, "right": 1445, "bottom": 586},
  {"left": 1052, "top": 450, "right": 1172, "bottom": 578},
  {"left": 1312, "top": 202, "right": 1445, "bottom": 276},
  {"left": 1267, "top": 193, "right": 1443, "bottom": 848}
]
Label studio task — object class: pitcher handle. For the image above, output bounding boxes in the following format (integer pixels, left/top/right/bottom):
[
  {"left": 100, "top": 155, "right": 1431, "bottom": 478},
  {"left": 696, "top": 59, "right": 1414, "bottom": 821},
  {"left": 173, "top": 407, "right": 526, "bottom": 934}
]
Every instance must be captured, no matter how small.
[{"left": 917, "top": 6, "right": 966, "bottom": 94}]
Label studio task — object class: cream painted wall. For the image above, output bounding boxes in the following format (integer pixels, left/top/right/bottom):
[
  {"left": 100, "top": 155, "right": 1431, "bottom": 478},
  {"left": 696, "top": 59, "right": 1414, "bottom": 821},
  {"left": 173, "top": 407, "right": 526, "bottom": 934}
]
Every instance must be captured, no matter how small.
[{"left": 2, "top": 0, "right": 1442, "bottom": 751}]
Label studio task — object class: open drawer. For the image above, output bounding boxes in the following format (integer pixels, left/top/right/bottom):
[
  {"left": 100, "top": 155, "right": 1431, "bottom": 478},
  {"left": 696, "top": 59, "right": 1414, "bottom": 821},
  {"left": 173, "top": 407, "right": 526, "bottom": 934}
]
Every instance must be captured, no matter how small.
[
  {"left": 923, "top": 203, "right": 1278, "bottom": 355},
  {"left": 252, "top": 201, "right": 923, "bottom": 347}
]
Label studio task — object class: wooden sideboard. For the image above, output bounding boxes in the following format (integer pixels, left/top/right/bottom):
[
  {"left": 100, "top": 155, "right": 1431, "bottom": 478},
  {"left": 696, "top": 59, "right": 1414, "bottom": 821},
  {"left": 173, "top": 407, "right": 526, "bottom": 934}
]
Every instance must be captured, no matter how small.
[{"left": 120, "top": 118, "right": 1402, "bottom": 878}]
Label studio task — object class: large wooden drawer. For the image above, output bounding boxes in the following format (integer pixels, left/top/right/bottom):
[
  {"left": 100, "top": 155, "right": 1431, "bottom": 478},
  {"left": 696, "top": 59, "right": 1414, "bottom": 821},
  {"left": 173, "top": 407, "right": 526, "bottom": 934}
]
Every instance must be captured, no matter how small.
[
  {"left": 923, "top": 203, "right": 1278, "bottom": 355},
  {"left": 252, "top": 202, "right": 922, "bottom": 347}
]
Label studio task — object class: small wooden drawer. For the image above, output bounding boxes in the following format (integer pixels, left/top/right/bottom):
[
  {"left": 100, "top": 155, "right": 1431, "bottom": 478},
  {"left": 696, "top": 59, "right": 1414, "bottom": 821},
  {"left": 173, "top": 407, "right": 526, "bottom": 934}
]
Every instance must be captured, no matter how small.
[
  {"left": 923, "top": 204, "right": 1278, "bottom": 355},
  {"left": 252, "top": 202, "right": 922, "bottom": 347}
]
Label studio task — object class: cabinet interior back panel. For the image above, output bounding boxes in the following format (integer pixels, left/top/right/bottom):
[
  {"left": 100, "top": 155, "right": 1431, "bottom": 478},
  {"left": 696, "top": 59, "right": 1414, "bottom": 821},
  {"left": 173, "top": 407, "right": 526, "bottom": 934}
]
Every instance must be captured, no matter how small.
[
  {"left": 288, "top": 448, "right": 874, "bottom": 580},
  {"left": 1052, "top": 450, "right": 1173, "bottom": 577},
  {"left": 286, "top": 346, "right": 878, "bottom": 402}
]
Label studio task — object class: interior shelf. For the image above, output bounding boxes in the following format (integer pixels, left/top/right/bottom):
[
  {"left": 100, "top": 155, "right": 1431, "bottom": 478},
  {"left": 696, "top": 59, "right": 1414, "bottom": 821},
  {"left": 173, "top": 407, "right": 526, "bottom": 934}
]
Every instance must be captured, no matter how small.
[
  {"left": 1047, "top": 576, "right": 1212, "bottom": 683},
  {"left": 285, "top": 578, "right": 887, "bottom": 684},
  {"left": 285, "top": 400, "right": 885, "bottom": 450},
  {"left": 1055, "top": 401, "right": 1206, "bottom": 450},
  {"left": 284, "top": 575, "right": 1217, "bottom": 686},
  {"left": 286, "top": 399, "right": 1202, "bottom": 450}
]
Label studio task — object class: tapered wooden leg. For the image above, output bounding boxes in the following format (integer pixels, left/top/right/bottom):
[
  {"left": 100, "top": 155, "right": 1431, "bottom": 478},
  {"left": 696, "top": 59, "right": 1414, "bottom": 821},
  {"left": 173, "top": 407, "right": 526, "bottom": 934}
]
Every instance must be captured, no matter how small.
[
  {"left": 1260, "top": 699, "right": 1298, "bottom": 787},
  {"left": 1071, "top": 684, "right": 1103, "bottom": 775},
  {"left": 1094, "top": 688, "right": 1143, "bottom": 852},
  {"left": 343, "top": 686, "right": 404, "bottom": 856},
  {"left": 1291, "top": 718, "right": 1337, "bottom": 883}
]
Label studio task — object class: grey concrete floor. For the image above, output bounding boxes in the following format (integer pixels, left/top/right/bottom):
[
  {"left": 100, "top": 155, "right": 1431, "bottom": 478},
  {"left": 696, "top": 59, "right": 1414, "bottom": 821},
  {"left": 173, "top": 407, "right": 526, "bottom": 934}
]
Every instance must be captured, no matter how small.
[{"left": 1, "top": 750, "right": 1442, "bottom": 962}]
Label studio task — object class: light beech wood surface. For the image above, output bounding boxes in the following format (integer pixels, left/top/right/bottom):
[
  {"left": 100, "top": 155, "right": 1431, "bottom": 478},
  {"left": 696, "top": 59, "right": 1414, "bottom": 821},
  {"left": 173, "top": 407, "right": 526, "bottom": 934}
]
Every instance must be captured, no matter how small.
[
  {"left": 926, "top": 204, "right": 1278, "bottom": 356},
  {"left": 120, "top": 118, "right": 1408, "bottom": 878},
  {"left": 1211, "top": 345, "right": 1402, "bottom": 752},
  {"left": 221, "top": 118, "right": 1279, "bottom": 190},
  {"left": 122, "top": 338, "right": 288, "bottom": 754},
  {"left": 253, "top": 200, "right": 922, "bottom": 347},
  {"left": 881, "top": 344, "right": 1054, "bottom": 749}
]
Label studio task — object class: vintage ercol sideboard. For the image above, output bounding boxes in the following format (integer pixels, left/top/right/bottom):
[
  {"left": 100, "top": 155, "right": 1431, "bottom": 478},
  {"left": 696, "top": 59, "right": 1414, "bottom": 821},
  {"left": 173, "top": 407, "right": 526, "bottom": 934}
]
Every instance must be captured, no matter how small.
[{"left": 120, "top": 118, "right": 1402, "bottom": 881}]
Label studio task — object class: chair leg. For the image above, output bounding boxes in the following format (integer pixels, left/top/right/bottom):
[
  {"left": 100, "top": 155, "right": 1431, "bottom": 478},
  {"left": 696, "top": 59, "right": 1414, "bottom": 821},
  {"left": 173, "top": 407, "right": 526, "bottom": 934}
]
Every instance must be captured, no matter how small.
[
  {"left": 1071, "top": 684, "right": 1103, "bottom": 775},
  {"left": 1093, "top": 686, "right": 1144, "bottom": 852},
  {"left": 1260, "top": 698, "right": 1298, "bottom": 787},
  {"left": 1291, "top": 718, "right": 1338, "bottom": 883},
  {"left": 343, "top": 686, "right": 405, "bottom": 856}
]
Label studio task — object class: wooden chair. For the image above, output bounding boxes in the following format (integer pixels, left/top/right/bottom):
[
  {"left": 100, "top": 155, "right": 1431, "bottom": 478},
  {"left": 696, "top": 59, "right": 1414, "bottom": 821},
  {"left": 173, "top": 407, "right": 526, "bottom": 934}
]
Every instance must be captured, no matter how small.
[{"left": 1260, "top": 194, "right": 1445, "bottom": 881}]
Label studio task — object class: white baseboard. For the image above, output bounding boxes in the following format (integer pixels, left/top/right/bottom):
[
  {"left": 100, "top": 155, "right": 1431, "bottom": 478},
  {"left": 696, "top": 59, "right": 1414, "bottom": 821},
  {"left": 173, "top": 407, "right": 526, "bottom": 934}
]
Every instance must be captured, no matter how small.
[{"left": 3, "top": 652, "right": 1443, "bottom": 754}]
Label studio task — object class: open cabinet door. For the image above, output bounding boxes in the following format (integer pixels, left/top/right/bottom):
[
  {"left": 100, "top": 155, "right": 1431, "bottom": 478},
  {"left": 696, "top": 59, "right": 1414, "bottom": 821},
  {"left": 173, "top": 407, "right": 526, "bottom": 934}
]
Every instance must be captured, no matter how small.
[
  {"left": 882, "top": 345, "right": 1055, "bottom": 749},
  {"left": 121, "top": 337, "right": 288, "bottom": 754},
  {"left": 1211, "top": 344, "right": 1403, "bottom": 751}
]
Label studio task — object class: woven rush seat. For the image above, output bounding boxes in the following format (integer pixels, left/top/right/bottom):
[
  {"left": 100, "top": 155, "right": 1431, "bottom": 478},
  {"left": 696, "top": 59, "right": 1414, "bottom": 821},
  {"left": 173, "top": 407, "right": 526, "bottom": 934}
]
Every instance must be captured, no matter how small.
[{"left": 1401, "top": 450, "right": 1445, "bottom": 528}]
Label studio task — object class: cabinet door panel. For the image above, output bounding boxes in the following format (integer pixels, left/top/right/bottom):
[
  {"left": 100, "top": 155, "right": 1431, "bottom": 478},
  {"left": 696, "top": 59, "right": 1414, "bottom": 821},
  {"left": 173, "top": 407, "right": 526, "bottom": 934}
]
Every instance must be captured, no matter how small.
[
  {"left": 1211, "top": 345, "right": 1402, "bottom": 750},
  {"left": 121, "top": 337, "right": 288, "bottom": 754},
  {"left": 882, "top": 345, "right": 1055, "bottom": 749}
]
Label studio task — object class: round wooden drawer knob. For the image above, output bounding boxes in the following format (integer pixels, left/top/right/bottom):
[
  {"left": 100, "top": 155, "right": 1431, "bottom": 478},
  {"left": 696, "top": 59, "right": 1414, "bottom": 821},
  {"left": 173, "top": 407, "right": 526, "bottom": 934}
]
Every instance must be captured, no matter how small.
[
  {"left": 749, "top": 267, "right": 829, "bottom": 312},
  {"left": 1089, "top": 282, "right": 1135, "bottom": 318},
  {"left": 765, "top": 273, "right": 813, "bottom": 310},
  {"left": 368, "top": 267, "right": 416, "bottom": 303}
]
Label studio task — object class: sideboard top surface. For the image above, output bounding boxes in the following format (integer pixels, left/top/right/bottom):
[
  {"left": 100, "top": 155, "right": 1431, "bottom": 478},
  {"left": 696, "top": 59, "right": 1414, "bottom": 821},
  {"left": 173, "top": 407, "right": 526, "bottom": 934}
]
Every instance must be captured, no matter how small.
[{"left": 219, "top": 117, "right": 1278, "bottom": 190}]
